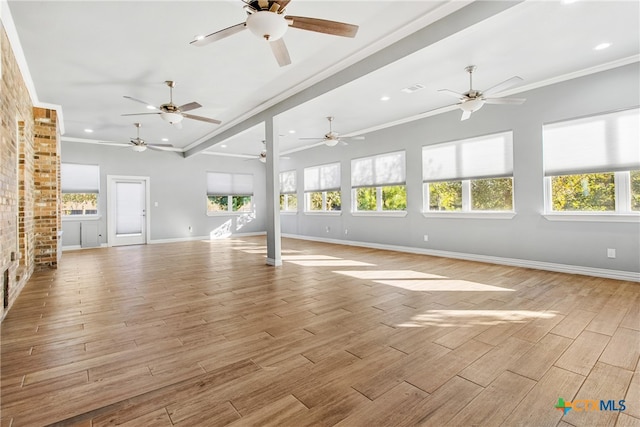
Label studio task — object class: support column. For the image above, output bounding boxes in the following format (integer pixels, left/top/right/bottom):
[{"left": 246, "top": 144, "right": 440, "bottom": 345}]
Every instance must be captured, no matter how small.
[{"left": 265, "top": 117, "right": 282, "bottom": 266}]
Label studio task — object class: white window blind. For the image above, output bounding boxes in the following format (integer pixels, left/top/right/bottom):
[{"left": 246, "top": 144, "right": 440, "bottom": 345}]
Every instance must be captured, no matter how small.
[
  {"left": 351, "top": 151, "right": 406, "bottom": 188},
  {"left": 279, "top": 170, "right": 297, "bottom": 194},
  {"left": 422, "top": 132, "right": 513, "bottom": 182},
  {"left": 207, "top": 172, "right": 253, "bottom": 195},
  {"left": 543, "top": 108, "right": 640, "bottom": 176},
  {"left": 61, "top": 163, "right": 100, "bottom": 193},
  {"left": 304, "top": 163, "right": 341, "bottom": 192}
]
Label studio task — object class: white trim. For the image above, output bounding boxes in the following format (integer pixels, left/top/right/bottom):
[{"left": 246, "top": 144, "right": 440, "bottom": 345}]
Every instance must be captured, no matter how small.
[
  {"left": 543, "top": 213, "right": 640, "bottom": 223},
  {"left": 149, "top": 231, "right": 266, "bottom": 245},
  {"left": 206, "top": 211, "right": 256, "bottom": 217},
  {"left": 422, "top": 211, "right": 517, "bottom": 220},
  {"left": 280, "top": 211, "right": 298, "bottom": 216},
  {"left": 304, "top": 211, "right": 342, "bottom": 216},
  {"left": 352, "top": 211, "right": 408, "bottom": 218},
  {"left": 61, "top": 243, "right": 107, "bottom": 252},
  {"left": 281, "top": 234, "right": 640, "bottom": 282},
  {"left": 266, "top": 257, "right": 283, "bottom": 267},
  {"left": 62, "top": 215, "right": 101, "bottom": 222}
]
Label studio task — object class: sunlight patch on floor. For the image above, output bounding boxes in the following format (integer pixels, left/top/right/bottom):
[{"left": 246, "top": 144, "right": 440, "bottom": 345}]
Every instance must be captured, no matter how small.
[
  {"left": 334, "top": 270, "right": 446, "bottom": 280},
  {"left": 397, "top": 309, "right": 557, "bottom": 328},
  {"left": 373, "top": 279, "right": 515, "bottom": 292}
]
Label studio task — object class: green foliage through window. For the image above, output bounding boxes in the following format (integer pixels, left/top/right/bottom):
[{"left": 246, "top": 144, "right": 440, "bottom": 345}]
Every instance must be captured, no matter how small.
[
  {"left": 428, "top": 181, "right": 462, "bottom": 211},
  {"left": 308, "top": 191, "right": 341, "bottom": 211},
  {"left": 280, "top": 194, "right": 297, "bottom": 211},
  {"left": 631, "top": 170, "right": 640, "bottom": 211},
  {"left": 551, "top": 173, "right": 615, "bottom": 211},
  {"left": 62, "top": 193, "right": 98, "bottom": 215},
  {"left": 207, "top": 195, "right": 252, "bottom": 213},
  {"left": 471, "top": 178, "right": 513, "bottom": 211}
]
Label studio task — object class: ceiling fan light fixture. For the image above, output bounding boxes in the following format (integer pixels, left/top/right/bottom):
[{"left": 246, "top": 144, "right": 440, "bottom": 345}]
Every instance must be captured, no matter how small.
[
  {"left": 246, "top": 11, "right": 288, "bottom": 41},
  {"left": 131, "top": 145, "right": 147, "bottom": 152},
  {"left": 325, "top": 138, "right": 340, "bottom": 147},
  {"left": 460, "top": 98, "right": 485, "bottom": 113},
  {"left": 160, "top": 111, "right": 183, "bottom": 124}
]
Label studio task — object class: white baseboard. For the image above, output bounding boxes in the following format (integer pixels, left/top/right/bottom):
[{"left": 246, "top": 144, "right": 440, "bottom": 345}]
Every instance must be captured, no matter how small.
[
  {"left": 282, "top": 234, "right": 640, "bottom": 282},
  {"left": 149, "top": 231, "right": 266, "bottom": 245},
  {"left": 62, "top": 243, "right": 107, "bottom": 252}
]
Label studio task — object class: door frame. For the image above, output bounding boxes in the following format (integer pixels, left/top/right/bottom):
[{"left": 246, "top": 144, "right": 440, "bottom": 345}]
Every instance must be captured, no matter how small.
[{"left": 106, "top": 175, "right": 151, "bottom": 247}]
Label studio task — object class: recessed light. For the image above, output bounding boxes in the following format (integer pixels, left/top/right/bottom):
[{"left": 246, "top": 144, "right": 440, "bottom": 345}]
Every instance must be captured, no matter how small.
[
  {"left": 146, "top": 105, "right": 156, "bottom": 110},
  {"left": 221, "top": 144, "right": 227, "bottom": 148},
  {"left": 380, "top": 96, "right": 390, "bottom": 101},
  {"left": 84, "top": 129, "right": 93, "bottom": 133},
  {"left": 594, "top": 42, "right": 611, "bottom": 51},
  {"left": 561, "top": 0, "right": 579, "bottom": 4},
  {"left": 161, "top": 138, "right": 169, "bottom": 142},
  {"left": 195, "top": 35, "right": 204, "bottom": 41},
  {"left": 288, "top": 130, "right": 296, "bottom": 134}
]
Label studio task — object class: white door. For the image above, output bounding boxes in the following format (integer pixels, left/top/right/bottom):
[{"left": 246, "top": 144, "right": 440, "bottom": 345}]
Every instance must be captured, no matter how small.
[{"left": 107, "top": 176, "right": 149, "bottom": 246}]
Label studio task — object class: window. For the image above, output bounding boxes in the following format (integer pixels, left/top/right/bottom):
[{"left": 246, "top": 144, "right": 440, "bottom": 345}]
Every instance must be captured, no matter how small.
[
  {"left": 206, "top": 172, "right": 253, "bottom": 214},
  {"left": 351, "top": 151, "right": 406, "bottom": 212},
  {"left": 304, "top": 163, "right": 341, "bottom": 212},
  {"left": 61, "top": 163, "right": 99, "bottom": 216},
  {"left": 543, "top": 108, "right": 640, "bottom": 216},
  {"left": 422, "top": 132, "right": 514, "bottom": 214},
  {"left": 279, "top": 170, "right": 297, "bottom": 212}
]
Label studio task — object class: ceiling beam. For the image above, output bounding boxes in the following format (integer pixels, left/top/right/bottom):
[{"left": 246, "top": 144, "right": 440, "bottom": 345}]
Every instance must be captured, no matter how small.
[{"left": 184, "top": 0, "right": 523, "bottom": 158}]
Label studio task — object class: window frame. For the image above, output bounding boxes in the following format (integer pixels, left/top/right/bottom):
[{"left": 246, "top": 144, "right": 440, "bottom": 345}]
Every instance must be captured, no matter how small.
[
  {"left": 279, "top": 170, "right": 298, "bottom": 213},
  {"left": 206, "top": 172, "right": 254, "bottom": 216},
  {"left": 542, "top": 108, "right": 640, "bottom": 222},
  {"left": 303, "top": 162, "right": 342, "bottom": 214},
  {"left": 351, "top": 151, "right": 407, "bottom": 216},
  {"left": 61, "top": 163, "right": 100, "bottom": 219},
  {"left": 421, "top": 132, "right": 516, "bottom": 219}
]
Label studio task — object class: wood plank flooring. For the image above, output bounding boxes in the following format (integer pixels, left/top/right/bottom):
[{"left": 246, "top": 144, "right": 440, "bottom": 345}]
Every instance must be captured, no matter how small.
[{"left": 1, "top": 236, "right": 638, "bottom": 426}]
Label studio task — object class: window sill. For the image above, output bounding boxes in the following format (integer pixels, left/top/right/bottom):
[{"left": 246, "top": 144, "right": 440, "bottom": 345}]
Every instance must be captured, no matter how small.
[
  {"left": 206, "top": 211, "right": 256, "bottom": 217},
  {"left": 543, "top": 213, "right": 640, "bottom": 223},
  {"left": 352, "top": 211, "right": 408, "bottom": 218},
  {"left": 280, "top": 211, "right": 298, "bottom": 215},
  {"left": 422, "top": 211, "right": 516, "bottom": 220},
  {"left": 303, "top": 211, "right": 342, "bottom": 216},
  {"left": 62, "top": 215, "right": 101, "bottom": 222}
]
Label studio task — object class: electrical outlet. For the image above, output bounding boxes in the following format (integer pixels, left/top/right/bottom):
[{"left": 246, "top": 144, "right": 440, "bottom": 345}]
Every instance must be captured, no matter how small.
[
  {"left": 607, "top": 248, "right": 616, "bottom": 258},
  {"left": 188, "top": 226, "right": 193, "bottom": 232},
  {"left": 423, "top": 235, "right": 429, "bottom": 242},
  {"left": 325, "top": 226, "right": 330, "bottom": 233},
  {"left": 344, "top": 229, "right": 348, "bottom": 235}
]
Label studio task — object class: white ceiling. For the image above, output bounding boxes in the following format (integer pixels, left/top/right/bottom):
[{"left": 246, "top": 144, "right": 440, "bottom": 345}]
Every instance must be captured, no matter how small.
[{"left": 7, "top": 0, "right": 640, "bottom": 160}]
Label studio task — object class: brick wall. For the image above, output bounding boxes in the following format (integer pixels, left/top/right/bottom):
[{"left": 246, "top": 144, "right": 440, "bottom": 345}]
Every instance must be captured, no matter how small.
[{"left": 1, "top": 23, "right": 60, "bottom": 320}]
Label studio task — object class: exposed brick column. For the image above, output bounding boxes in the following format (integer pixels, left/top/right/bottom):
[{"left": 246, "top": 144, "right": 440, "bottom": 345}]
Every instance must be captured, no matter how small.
[{"left": 33, "top": 108, "right": 59, "bottom": 269}]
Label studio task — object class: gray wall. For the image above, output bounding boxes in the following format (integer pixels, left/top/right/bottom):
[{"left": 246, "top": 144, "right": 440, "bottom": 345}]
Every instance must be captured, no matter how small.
[
  {"left": 61, "top": 143, "right": 266, "bottom": 246},
  {"left": 280, "top": 63, "right": 640, "bottom": 273},
  {"left": 62, "top": 64, "right": 639, "bottom": 274}
]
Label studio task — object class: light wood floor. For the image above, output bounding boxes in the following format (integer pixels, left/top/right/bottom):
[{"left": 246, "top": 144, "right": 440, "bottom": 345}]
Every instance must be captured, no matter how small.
[{"left": 1, "top": 237, "right": 639, "bottom": 426}]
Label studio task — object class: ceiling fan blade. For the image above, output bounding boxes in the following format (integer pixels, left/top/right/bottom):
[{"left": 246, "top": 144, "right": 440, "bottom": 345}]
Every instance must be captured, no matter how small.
[
  {"left": 438, "top": 89, "right": 465, "bottom": 99},
  {"left": 178, "top": 102, "right": 202, "bottom": 112},
  {"left": 190, "top": 22, "right": 247, "bottom": 47},
  {"left": 182, "top": 113, "right": 222, "bottom": 125},
  {"left": 121, "top": 112, "right": 160, "bottom": 117},
  {"left": 348, "top": 136, "right": 365, "bottom": 140},
  {"left": 147, "top": 143, "right": 174, "bottom": 148},
  {"left": 285, "top": 16, "right": 359, "bottom": 38},
  {"left": 99, "top": 141, "right": 130, "bottom": 147},
  {"left": 482, "top": 76, "right": 523, "bottom": 97},
  {"left": 461, "top": 110, "right": 472, "bottom": 121},
  {"left": 269, "top": 38, "right": 291, "bottom": 67},
  {"left": 298, "top": 137, "right": 324, "bottom": 140},
  {"left": 123, "top": 95, "right": 156, "bottom": 108},
  {"left": 484, "top": 97, "right": 526, "bottom": 105}
]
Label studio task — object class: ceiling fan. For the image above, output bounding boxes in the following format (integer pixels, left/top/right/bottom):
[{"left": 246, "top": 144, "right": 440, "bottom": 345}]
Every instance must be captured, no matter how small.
[
  {"left": 246, "top": 141, "right": 290, "bottom": 163},
  {"left": 190, "top": 0, "right": 359, "bottom": 67},
  {"left": 439, "top": 65, "right": 526, "bottom": 121},
  {"left": 102, "top": 123, "right": 173, "bottom": 152},
  {"left": 299, "top": 116, "right": 365, "bottom": 147},
  {"left": 122, "top": 81, "right": 222, "bottom": 129}
]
